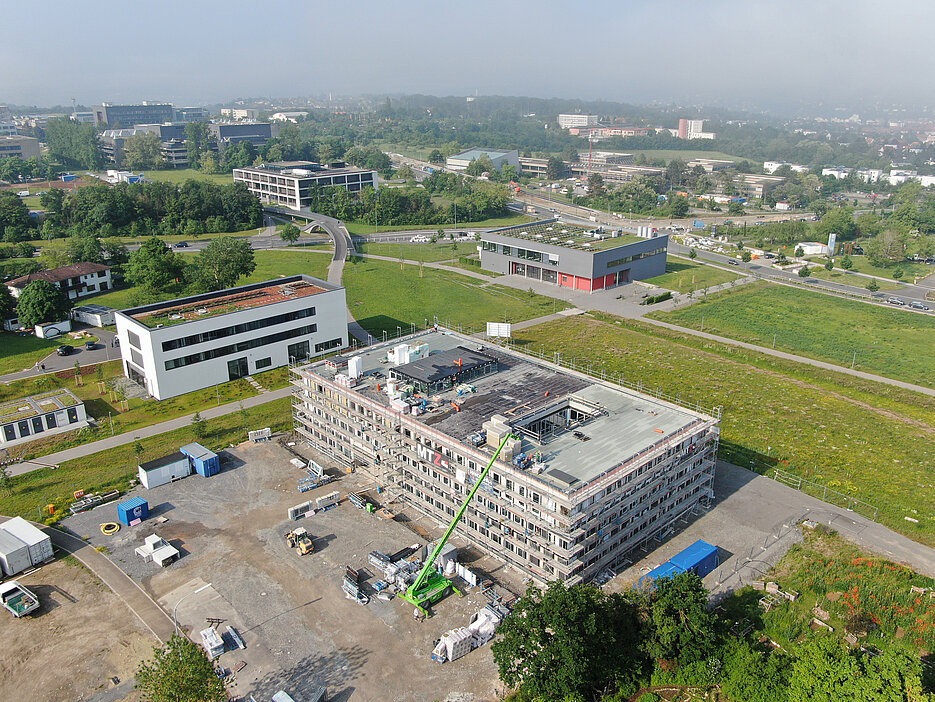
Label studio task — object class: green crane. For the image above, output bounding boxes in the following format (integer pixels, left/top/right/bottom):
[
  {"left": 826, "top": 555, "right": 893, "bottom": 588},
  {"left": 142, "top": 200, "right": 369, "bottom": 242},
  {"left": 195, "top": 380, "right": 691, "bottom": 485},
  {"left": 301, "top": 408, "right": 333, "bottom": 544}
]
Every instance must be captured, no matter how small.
[{"left": 400, "top": 432, "right": 515, "bottom": 616}]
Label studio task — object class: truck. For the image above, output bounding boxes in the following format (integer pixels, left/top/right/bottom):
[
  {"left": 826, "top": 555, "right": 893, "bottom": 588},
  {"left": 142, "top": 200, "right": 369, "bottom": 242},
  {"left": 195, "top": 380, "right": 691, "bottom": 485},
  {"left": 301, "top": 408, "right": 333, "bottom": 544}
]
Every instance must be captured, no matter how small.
[
  {"left": 0, "top": 581, "right": 40, "bottom": 617},
  {"left": 285, "top": 527, "right": 314, "bottom": 555}
]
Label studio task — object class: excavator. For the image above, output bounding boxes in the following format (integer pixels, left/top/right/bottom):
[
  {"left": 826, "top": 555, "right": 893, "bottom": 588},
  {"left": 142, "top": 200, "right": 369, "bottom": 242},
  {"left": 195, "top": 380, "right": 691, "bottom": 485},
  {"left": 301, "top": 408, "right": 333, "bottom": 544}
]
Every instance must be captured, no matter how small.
[{"left": 400, "top": 433, "right": 514, "bottom": 616}]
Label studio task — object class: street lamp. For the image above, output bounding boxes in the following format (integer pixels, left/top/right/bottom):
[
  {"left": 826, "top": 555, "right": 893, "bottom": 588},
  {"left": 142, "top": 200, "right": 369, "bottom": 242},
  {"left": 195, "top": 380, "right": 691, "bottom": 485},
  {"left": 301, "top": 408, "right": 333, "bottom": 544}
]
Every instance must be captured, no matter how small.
[{"left": 173, "top": 583, "right": 212, "bottom": 636}]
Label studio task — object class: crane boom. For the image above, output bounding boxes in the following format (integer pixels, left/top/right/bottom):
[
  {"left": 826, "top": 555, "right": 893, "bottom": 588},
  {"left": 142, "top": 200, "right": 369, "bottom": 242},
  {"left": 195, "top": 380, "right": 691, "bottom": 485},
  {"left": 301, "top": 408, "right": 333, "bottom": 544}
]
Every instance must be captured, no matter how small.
[{"left": 401, "top": 432, "right": 515, "bottom": 613}]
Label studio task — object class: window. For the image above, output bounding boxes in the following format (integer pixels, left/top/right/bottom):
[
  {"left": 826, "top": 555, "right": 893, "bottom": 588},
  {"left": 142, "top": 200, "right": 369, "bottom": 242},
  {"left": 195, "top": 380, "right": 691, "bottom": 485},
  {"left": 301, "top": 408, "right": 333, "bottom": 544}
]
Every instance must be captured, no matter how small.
[
  {"left": 166, "top": 324, "right": 317, "bottom": 370},
  {"left": 67, "top": 408, "right": 79, "bottom": 423},
  {"left": 31, "top": 416, "right": 43, "bottom": 434},
  {"left": 255, "top": 357, "right": 272, "bottom": 369},
  {"left": 128, "top": 330, "right": 141, "bottom": 349},
  {"left": 315, "top": 338, "right": 343, "bottom": 353},
  {"left": 288, "top": 340, "right": 310, "bottom": 362},
  {"left": 3, "top": 424, "right": 14, "bottom": 442},
  {"left": 482, "top": 241, "right": 498, "bottom": 252},
  {"left": 45, "top": 413, "right": 57, "bottom": 429},
  {"left": 161, "top": 306, "right": 317, "bottom": 351}
]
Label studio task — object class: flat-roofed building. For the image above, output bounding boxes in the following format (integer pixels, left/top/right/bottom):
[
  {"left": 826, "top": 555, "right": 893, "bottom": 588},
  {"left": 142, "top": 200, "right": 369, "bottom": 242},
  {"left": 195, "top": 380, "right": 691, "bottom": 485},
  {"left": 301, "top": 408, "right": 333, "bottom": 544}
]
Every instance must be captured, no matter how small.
[
  {"left": 558, "top": 114, "right": 599, "bottom": 129},
  {"left": 687, "top": 158, "right": 734, "bottom": 172},
  {"left": 446, "top": 148, "right": 520, "bottom": 172},
  {"left": 115, "top": 275, "right": 348, "bottom": 400},
  {"left": 0, "top": 389, "right": 88, "bottom": 448},
  {"left": 209, "top": 122, "right": 272, "bottom": 148},
  {"left": 0, "top": 135, "right": 39, "bottom": 160},
  {"left": 233, "top": 161, "right": 378, "bottom": 210},
  {"left": 94, "top": 102, "right": 175, "bottom": 127},
  {"left": 738, "top": 173, "right": 786, "bottom": 200},
  {"left": 479, "top": 220, "right": 667, "bottom": 291},
  {"left": 291, "top": 329, "right": 720, "bottom": 584}
]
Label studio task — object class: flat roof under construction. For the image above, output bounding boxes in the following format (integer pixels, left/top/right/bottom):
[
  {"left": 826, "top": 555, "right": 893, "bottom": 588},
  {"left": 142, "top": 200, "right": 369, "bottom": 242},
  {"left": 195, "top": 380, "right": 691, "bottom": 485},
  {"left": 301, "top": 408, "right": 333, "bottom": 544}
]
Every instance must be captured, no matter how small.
[{"left": 298, "top": 330, "right": 715, "bottom": 493}]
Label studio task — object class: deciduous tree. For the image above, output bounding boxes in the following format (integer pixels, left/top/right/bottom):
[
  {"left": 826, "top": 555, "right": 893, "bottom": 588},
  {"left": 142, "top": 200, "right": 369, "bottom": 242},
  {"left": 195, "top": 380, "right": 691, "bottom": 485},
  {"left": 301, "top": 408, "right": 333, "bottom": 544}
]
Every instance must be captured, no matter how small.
[
  {"left": 15, "top": 280, "right": 72, "bottom": 326},
  {"left": 195, "top": 236, "right": 256, "bottom": 291},
  {"left": 135, "top": 634, "right": 226, "bottom": 702},
  {"left": 126, "top": 237, "right": 186, "bottom": 294},
  {"left": 644, "top": 573, "right": 717, "bottom": 666}
]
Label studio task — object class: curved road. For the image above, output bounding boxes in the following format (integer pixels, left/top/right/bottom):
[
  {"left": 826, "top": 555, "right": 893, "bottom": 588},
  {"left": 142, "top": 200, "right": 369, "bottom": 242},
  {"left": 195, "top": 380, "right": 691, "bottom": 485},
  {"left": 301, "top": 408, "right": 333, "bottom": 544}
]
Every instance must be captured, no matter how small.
[{"left": 0, "top": 515, "right": 175, "bottom": 642}]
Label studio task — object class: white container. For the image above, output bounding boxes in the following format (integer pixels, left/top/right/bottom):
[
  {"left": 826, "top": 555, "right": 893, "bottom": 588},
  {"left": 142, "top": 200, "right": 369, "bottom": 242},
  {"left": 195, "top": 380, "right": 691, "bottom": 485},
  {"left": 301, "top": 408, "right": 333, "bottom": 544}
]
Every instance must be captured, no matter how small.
[
  {"left": 444, "top": 627, "right": 475, "bottom": 661},
  {"left": 394, "top": 344, "right": 410, "bottom": 366},
  {"left": 0, "top": 517, "right": 53, "bottom": 566},
  {"left": 0, "top": 530, "right": 31, "bottom": 576},
  {"left": 348, "top": 356, "right": 362, "bottom": 379},
  {"left": 201, "top": 627, "right": 225, "bottom": 659}
]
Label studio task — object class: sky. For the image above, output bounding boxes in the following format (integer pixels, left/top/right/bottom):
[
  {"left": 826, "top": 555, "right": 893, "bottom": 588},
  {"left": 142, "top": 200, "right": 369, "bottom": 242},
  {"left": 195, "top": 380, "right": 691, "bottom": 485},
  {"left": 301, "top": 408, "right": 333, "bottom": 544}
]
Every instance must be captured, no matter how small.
[{"left": 4, "top": 0, "right": 934, "bottom": 112}]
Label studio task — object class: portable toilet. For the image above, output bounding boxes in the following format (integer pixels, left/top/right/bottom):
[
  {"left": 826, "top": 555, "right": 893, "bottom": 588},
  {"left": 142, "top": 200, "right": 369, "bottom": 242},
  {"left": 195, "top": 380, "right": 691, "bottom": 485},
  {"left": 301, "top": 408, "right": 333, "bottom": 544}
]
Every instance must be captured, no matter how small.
[
  {"left": 668, "top": 540, "right": 719, "bottom": 579},
  {"left": 0, "top": 529, "right": 32, "bottom": 576},
  {"left": 0, "top": 517, "right": 53, "bottom": 566},
  {"left": 179, "top": 443, "right": 220, "bottom": 478},
  {"left": 117, "top": 497, "right": 150, "bottom": 527}
]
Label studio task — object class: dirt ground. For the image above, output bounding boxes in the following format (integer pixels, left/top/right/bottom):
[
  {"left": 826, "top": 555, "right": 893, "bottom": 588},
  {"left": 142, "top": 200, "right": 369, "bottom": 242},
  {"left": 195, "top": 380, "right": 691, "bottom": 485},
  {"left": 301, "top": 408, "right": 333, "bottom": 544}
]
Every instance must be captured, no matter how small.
[
  {"left": 0, "top": 557, "right": 154, "bottom": 702},
  {"left": 62, "top": 439, "right": 518, "bottom": 702}
]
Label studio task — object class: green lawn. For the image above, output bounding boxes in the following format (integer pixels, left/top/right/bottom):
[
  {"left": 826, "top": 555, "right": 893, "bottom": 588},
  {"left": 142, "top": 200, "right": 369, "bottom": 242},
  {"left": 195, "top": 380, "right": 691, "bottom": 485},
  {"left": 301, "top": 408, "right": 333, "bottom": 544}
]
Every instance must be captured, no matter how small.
[
  {"left": 803, "top": 263, "right": 904, "bottom": 291},
  {"left": 650, "top": 282, "right": 935, "bottom": 387},
  {"left": 85, "top": 249, "right": 333, "bottom": 310},
  {"left": 142, "top": 168, "right": 234, "bottom": 185},
  {"left": 843, "top": 256, "right": 933, "bottom": 283},
  {"left": 356, "top": 241, "right": 479, "bottom": 262},
  {"left": 0, "top": 333, "right": 61, "bottom": 375},
  {"left": 721, "top": 528, "right": 935, "bottom": 654},
  {"left": 342, "top": 257, "right": 568, "bottom": 337},
  {"left": 513, "top": 314, "right": 935, "bottom": 543},
  {"left": 22, "top": 196, "right": 42, "bottom": 210},
  {"left": 343, "top": 212, "right": 534, "bottom": 235},
  {"left": 644, "top": 257, "right": 742, "bottom": 293},
  {"left": 0, "top": 396, "right": 292, "bottom": 522}
]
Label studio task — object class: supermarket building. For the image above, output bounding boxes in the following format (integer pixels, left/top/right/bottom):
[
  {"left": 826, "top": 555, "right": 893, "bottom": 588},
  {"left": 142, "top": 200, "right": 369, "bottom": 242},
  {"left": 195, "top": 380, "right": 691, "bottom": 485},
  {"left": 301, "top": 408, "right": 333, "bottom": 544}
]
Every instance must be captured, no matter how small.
[
  {"left": 291, "top": 329, "right": 719, "bottom": 585},
  {"left": 479, "top": 221, "right": 668, "bottom": 291}
]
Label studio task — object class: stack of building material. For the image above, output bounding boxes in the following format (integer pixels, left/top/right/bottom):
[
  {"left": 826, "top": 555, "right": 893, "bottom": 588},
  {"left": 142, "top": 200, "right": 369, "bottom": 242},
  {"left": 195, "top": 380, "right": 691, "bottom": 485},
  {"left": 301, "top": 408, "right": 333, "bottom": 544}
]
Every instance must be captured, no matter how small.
[
  {"left": 201, "top": 627, "right": 225, "bottom": 659},
  {"left": 316, "top": 491, "right": 339, "bottom": 511},
  {"left": 135, "top": 534, "right": 179, "bottom": 567},
  {"left": 288, "top": 500, "right": 314, "bottom": 520}
]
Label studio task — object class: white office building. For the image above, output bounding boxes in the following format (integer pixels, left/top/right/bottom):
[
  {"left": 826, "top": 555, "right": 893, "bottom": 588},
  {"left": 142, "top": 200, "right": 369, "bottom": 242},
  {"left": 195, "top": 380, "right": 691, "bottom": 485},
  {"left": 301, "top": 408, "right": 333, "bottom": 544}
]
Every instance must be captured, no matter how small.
[
  {"left": 115, "top": 276, "right": 348, "bottom": 400},
  {"left": 233, "top": 162, "right": 378, "bottom": 211},
  {"left": 558, "top": 114, "right": 600, "bottom": 129},
  {"left": 445, "top": 148, "right": 520, "bottom": 172}
]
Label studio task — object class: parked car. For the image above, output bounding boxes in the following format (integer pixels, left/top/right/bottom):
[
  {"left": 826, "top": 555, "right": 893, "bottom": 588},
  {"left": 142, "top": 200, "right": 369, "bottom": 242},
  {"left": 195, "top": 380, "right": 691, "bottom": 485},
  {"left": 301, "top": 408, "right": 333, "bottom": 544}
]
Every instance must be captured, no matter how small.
[
  {"left": 56, "top": 344, "right": 73, "bottom": 356},
  {"left": 909, "top": 301, "right": 931, "bottom": 311},
  {"left": 85, "top": 340, "right": 96, "bottom": 350},
  {"left": 174, "top": 241, "right": 189, "bottom": 248},
  {"left": 887, "top": 297, "right": 906, "bottom": 306}
]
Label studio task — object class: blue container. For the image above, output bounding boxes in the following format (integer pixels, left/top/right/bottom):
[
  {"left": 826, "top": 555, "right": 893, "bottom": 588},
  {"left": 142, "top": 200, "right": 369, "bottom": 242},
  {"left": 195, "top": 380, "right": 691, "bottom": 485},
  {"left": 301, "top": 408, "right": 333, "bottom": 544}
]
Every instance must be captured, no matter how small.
[
  {"left": 637, "top": 561, "right": 683, "bottom": 590},
  {"left": 668, "top": 540, "right": 719, "bottom": 579},
  {"left": 180, "top": 443, "right": 220, "bottom": 478},
  {"left": 117, "top": 497, "right": 149, "bottom": 526}
]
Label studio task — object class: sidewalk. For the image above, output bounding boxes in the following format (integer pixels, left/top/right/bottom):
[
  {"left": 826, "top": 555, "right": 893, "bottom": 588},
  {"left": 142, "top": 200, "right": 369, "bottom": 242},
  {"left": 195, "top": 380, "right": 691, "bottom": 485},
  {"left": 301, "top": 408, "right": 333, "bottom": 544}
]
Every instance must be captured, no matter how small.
[{"left": 8, "top": 386, "right": 292, "bottom": 476}]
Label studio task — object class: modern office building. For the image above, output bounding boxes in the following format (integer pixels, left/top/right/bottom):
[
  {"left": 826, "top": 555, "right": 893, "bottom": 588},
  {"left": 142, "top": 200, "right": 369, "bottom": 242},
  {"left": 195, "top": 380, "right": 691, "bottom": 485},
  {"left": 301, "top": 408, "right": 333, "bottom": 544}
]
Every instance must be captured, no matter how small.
[
  {"left": 98, "top": 123, "right": 189, "bottom": 168},
  {"left": 479, "top": 220, "right": 667, "bottom": 291},
  {"left": 737, "top": 173, "right": 786, "bottom": 200},
  {"left": 0, "top": 135, "right": 40, "bottom": 160},
  {"left": 0, "top": 389, "right": 88, "bottom": 448},
  {"left": 220, "top": 108, "right": 261, "bottom": 121},
  {"left": 678, "top": 119, "right": 716, "bottom": 140},
  {"left": 558, "top": 114, "right": 600, "bottom": 129},
  {"left": 115, "top": 275, "right": 348, "bottom": 400},
  {"left": 94, "top": 103, "right": 175, "bottom": 127},
  {"left": 446, "top": 149, "right": 520, "bottom": 172},
  {"left": 5, "top": 263, "right": 112, "bottom": 300},
  {"left": 209, "top": 122, "right": 272, "bottom": 148},
  {"left": 233, "top": 161, "right": 378, "bottom": 210},
  {"left": 291, "top": 329, "right": 720, "bottom": 584}
]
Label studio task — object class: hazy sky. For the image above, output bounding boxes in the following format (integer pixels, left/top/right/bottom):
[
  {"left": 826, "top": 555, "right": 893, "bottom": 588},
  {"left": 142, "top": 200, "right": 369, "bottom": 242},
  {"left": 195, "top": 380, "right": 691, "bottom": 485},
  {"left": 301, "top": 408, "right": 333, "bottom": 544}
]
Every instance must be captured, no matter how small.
[{"left": 4, "top": 0, "right": 934, "bottom": 111}]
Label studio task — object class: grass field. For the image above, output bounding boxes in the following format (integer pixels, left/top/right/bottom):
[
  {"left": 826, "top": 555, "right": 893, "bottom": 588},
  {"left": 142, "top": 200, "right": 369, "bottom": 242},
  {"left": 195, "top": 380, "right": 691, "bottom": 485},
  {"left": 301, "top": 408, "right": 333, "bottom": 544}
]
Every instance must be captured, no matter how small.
[
  {"left": 141, "top": 168, "right": 234, "bottom": 185},
  {"left": 0, "top": 333, "right": 62, "bottom": 375},
  {"left": 356, "top": 241, "right": 479, "bottom": 262},
  {"left": 342, "top": 257, "right": 568, "bottom": 337},
  {"left": 650, "top": 282, "right": 935, "bottom": 387},
  {"left": 802, "top": 264, "right": 904, "bottom": 291},
  {"left": 0, "top": 396, "right": 292, "bottom": 521},
  {"left": 644, "top": 257, "right": 743, "bottom": 293},
  {"left": 343, "top": 211, "right": 533, "bottom": 235},
  {"left": 722, "top": 528, "right": 935, "bottom": 653},
  {"left": 513, "top": 313, "right": 935, "bottom": 543},
  {"left": 843, "top": 256, "right": 934, "bottom": 282},
  {"left": 86, "top": 249, "right": 333, "bottom": 309}
]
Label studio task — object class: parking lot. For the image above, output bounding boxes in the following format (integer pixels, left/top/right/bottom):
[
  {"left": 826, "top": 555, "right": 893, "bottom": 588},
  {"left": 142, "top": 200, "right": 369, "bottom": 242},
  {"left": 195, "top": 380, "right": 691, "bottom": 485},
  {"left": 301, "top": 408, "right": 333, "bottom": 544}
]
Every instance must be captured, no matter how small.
[{"left": 62, "top": 440, "right": 512, "bottom": 702}]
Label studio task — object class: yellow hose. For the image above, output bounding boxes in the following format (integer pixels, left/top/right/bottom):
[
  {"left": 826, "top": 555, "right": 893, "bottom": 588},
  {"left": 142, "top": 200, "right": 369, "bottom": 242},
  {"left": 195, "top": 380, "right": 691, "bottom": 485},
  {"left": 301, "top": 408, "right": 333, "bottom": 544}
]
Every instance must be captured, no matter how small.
[{"left": 100, "top": 522, "right": 120, "bottom": 535}]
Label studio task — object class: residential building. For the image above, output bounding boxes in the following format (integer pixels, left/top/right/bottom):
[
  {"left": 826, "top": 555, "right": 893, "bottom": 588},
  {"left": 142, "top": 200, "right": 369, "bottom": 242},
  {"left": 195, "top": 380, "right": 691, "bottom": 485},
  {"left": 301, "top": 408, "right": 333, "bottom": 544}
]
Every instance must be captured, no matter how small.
[
  {"left": 114, "top": 275, "right": 348, "bottom": 400},
  {"left": 233, "top": 162, "right": 378, "bottom": 210},
  {"left": 5, "top": 263, "right": 112, "bottom": 300},
  {"left": 290, "top": 328, "right": 720, "bottom": 585},
  {"left": 446, "top": 149, "right": 520, "bottom": 172},
  {"left": 0, "top": 135, "right": 39, "bottom": 160},
  {"left": 678, "top": 119, "right": 716, "bottom": 140},
  {"left": 94, "top": 102, "right": 175, "bottom": 127},
  {"left": 856, "top": 168, "right": 883, "bottom": 183},
  {"left": 479, "top": 220, "right": 667, "bottom": 291},
  {"left": 821, "top": 167, "right": 852, "bottom": 179},
  {"left": 558, "top": 114, "right": 600, "bottom": 129},
  {"left": 0, "top": 389, "right": 88, "bottom": 448}
]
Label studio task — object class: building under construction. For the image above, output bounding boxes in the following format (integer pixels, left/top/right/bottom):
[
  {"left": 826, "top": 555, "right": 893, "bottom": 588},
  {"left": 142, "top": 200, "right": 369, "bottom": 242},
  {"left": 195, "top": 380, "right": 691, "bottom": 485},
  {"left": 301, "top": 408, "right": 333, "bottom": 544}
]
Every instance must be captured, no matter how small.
[{"left": 290, "top": 329, "right": 719, "bottom": 585}]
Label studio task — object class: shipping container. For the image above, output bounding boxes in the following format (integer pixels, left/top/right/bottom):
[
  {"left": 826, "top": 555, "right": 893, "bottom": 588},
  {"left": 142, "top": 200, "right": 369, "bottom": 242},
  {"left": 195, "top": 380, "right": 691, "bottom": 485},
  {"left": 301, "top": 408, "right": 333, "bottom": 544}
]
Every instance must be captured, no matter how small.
[
  {"left": 138, "top": 451, "right": 191, "bottom": 489},
  {"left": 0, "top": 517, "right": 53, "bottom": 566},
  {"left": 668, "top": 539, "right": 719, "bottom": 578},
  {"left": 117, "top": 497, "right": 150, "bottom": 526},
  {"left": 179, "top": 443, "right": 221, "bottom": 478},
  {"left": 637, "top": 561, "right": 683, "bottom": 590},
  {"left": 0, "top": 529, "right": 32, "bottom": 576}
]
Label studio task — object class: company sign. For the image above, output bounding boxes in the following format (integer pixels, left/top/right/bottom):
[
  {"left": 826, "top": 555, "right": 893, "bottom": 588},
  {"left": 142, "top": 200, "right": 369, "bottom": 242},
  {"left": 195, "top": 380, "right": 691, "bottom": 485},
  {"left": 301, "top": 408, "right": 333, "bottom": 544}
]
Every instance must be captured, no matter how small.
[
  {"left": 827, "top": 232, "right": 837, "bottom": 255},
  {"left": 417, "top": 443, "right": 450, "bottom": 470}
]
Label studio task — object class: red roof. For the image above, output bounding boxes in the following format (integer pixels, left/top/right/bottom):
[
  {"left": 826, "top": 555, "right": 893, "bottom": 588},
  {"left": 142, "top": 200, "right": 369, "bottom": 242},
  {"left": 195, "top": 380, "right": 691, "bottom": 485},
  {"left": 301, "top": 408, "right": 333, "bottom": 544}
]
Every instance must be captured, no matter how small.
[{"left": 6, "top": 262, "right": 111, "bottom": 289}]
